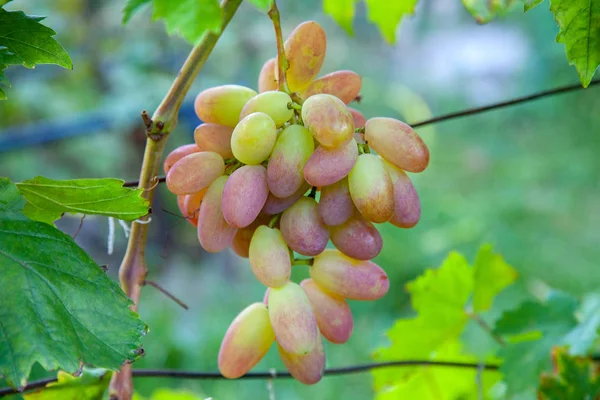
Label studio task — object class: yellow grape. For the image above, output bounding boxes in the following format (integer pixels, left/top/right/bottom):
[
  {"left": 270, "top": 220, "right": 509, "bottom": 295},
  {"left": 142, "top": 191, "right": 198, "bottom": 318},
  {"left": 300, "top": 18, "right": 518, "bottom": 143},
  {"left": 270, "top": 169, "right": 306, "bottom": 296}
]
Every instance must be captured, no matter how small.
[
  {"left": 310, "top": 249, "right": 389, "bottom": 300},
  {"left": 248, "top": 226, "right": 291, "bottom": 288},
  {"left": 382, "top": 158, "right": 421, "bottom": 228},
  {"left": 364, "top": 117, "right": 430, "bottom": 173},
  {"left": 218, "top": 303, "right": 275, "bottom": 379},
  {"left": 193, "top": 123, "right": 234, "bottom": 159},
  {"left": 277, "top": 333, "right": 325, "bottom": 385},
  {"left": 302, "top": 94, "right": 355, "bottom": 148},
  {"left": 197, "top": 176, "right": 237, "bottom": 252},
  {"left": 258, "top": 57, "right": 278, "bottom": 92},
  {"left": 269, "top": 281, "right": 318, "bottom": 355},
  {"left": 301, "top": 279, "right": 353, "bottom": 344},
  {"left": 240, "top": 91, "right": 293, "bottom": 127},
  {"left": 194, "top": 85, "right": 257, "bottom": 128},
  {"left": 231, "top": 112, "right": 277, "bottom": 165},
  {"left": 163, "top": 144, "right": 201, "bottom": 175},
  {"left": 267, "top": 124, "right": 314, "bottom": 198},
  {"left": 283, "top": 21, "right": 326, "bottom": 92},
  {"left": 348, "top": 153, "right": 394, "bottom": 223},
  {"left": 165, "top": 151, "right": 224, "bottom": 195},
  {"left": 300, "top": 70, "right": 362, "bottom": 104}
]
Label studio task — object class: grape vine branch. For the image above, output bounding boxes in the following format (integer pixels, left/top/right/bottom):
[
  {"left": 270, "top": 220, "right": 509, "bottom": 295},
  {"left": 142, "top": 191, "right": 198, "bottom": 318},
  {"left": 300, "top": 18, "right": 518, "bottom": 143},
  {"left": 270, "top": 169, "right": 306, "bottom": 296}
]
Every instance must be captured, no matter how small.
[
  {"left": 121, "top": 78, "right": 600, "bottom": 189},
  {"left": 108, "top": 0, "right": 243, "bottom": 398}
]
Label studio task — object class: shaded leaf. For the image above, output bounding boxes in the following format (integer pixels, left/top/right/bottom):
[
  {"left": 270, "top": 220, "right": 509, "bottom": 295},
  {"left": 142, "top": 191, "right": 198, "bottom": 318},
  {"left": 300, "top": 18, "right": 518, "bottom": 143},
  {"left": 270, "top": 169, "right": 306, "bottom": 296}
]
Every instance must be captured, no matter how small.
[
  {"left": 122, "top": 0, "right": 151, "bottom": 23},
  {"left": 494, "top": 292, "right": 578, "bottom": 395},
  {"left": 152, "top": 0, "right": 222, "bottom": 45},
  {"left": 364, "top": 0, "right": 419, "bottom": 44},
  {"left": 323, "top": 0, "right": 357, "bottom": 35},
  {"left": 461, "top": 0, "right": 518, "bottom": 23},
  {"left": 0, "top": 178, "right": 147, "bottom": 389},
  {"left": 248, "top": 0, "right": 273, "bottom": 11},
  {"left": 563, "top": 294, "right": 600, "bottom": 355},
  {"left": 24, "top": 368, "right": 111, "bottom": 400},
  {"left": 17, "top": 176, "right": 149, "bottom": 224},
  {"left": 550, "top": 0, "right": 600, "bottom": 87},
  {"left": 539, "top": 348, "right": 600, "bottom": 400},
  {"left": 0, "top": 9, "right": 72, "bottom": 69},
  {"left": 473, "top": 244, "right": 518, "bottom": 312},
  {"left": 524, "top": 0, "right": 545, "bottom": 11}
]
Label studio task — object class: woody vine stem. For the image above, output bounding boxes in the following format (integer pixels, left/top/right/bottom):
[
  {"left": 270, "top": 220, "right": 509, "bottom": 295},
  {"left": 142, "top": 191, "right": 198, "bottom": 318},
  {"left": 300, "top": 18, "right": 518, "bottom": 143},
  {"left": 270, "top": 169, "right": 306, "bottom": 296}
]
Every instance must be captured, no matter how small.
[{"left": 108, "top": 0, "right": 243, "bottom": 398}]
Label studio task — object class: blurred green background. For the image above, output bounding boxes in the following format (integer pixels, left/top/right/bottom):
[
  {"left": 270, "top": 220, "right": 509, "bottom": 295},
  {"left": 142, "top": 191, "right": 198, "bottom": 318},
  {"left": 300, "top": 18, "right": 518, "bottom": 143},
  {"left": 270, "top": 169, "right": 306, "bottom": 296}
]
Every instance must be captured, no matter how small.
[{"left": 1, "top": 0, "right": 599, "bottom": 399}]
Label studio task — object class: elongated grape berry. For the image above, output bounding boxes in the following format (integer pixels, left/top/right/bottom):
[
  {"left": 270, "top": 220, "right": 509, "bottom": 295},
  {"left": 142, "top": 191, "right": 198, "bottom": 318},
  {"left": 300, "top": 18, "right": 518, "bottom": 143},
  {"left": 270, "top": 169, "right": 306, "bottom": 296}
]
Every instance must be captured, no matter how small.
[
  {"left": 231, "top": 112, "right": 277, "bottom": 165},
  {"left": 249, "top": 226, "right": 291, "bottom": 288},
  {"left": 280, "top": 197, "right": 329, "bottom": 256},
  {"left": 302, "top": 94, "right": 354, "bottom": 148},
  {"left": 166, "top": 151, "right": 225, "bottom": 195},
  {"left": 304, "top": 138, "right": 358, "bottom": 187},
  {"left": 330, "top": 211, "right": 383, "bottom": 260},
  {"left": 348, "top": 153, "right": 394, "bottom": 223},
  {"left": 278, "top": 334, "right": 325, "bottom": 384},
  {"left": 222, "top": 165, "right": 269, "bottom": 228},
  {"left": 194, "top": 85, "right": 257, "bottom": 128},
  {"left": 283, "top": 21, "right": 326, "bottom": 92},
  {"left": 197, "top": 176, "right": 237, "bottom": 253},
  {"left": 240, "top": 91, "right": 294, "bottom": 127},
  {"left": 318, "top": 178, "right": 354, "bottom": 226}
]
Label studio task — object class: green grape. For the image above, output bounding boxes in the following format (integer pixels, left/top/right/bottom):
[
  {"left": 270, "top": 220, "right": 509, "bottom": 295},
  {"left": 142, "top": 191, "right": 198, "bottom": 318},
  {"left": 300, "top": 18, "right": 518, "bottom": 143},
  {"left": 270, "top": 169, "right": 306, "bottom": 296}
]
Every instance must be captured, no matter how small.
[
  {"left": 240, "top": 91, "right": 294, "bottom": 127},
  {"left": 277, "top": 333, "right": 325, "bottom": 385},
  {"left": 348, "top": 153, "right": 394, "bottom": 223},
  {"left": 231, "top": 112, "right": 277, "bottom": 165},
  {"left": 248, "top": 226, "right": 291, "bottom": 288},
  {"left": 194, "top": 85, "right": 257, "bottom": 128},
  {"left": 218, "top": 303, "right": 275, "bottom": 379},
  {"left": 269, "top": 281, "right": 318, "bottom": 355},
  {"left": 165, "top": 151, "right": 224, "bottom": 195},
  {"left": 283, "top": 21, "right": 326, "bottom": 92},
  {"left": 267, "top": 124, "right": 314, "bottom": 198},
  {"left": 365, "top": 117, "right": 430, "bottom": 173},
  {"left": 302, "top": 94, "right": 355, "bottom": 148},
  {"left": 300, "top": 70, "right": 362, "bottom": 104}
]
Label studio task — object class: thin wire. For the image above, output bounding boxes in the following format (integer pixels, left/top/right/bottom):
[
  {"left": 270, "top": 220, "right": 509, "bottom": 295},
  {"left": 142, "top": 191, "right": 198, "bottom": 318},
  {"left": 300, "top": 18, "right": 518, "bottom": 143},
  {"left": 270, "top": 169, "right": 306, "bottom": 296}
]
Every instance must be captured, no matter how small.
[
  {"left": 120, "top": 79, "right": 600, "bottom": 189},
  {"left": 0, "top": 360, "right": 500, "bottom": 396}
]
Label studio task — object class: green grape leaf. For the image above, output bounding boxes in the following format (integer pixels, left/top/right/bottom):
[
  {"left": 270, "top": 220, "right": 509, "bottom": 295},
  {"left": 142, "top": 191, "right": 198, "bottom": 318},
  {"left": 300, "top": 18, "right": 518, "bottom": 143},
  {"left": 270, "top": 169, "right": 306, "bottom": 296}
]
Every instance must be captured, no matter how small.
[
  {"left": 472, "top": 244, "right": 519, "bottom": 312},
  {"left": 524, "top": 0, "right": 545, "bottom": 11},
  {"left": 494, "top": 292, "right": 579, "bottom": 395},
  {"left": 551, "top": 0, "right": 600, "bottom": 87},
  {"left": 563, "top": 294, "right": 600, "bottom": 355},
  {"left": 152, "top": 0, "right": 222, "bottom": 45},
  {"left": 0, "top": 178, "right": 147, "bottom": 389},
  {"left": 23, "top": 368, "right": 111, "bottom": 400},
  {"left": 0, "top": 9, "right": 72, "bottom": 69},
  {"left": 16, "top": 176, "right": 149, "bottom": 224},
  {"left": 539, "top": 348, "right": 600, "bottom": 400},
  {"left": 323, "top": 0, "right": 357, "bottom": 35},
  {"left": 248, "top": 0, "right": 274, "bottom": 11},
  {"left": 461, "top": 0, "right": 518, "bottom": 23},
  {"left": 122, "top": 0, "right": 152, "bottom": 23},
  {"left": 364, "top": 0, "right": 419, "bottom": 44}
]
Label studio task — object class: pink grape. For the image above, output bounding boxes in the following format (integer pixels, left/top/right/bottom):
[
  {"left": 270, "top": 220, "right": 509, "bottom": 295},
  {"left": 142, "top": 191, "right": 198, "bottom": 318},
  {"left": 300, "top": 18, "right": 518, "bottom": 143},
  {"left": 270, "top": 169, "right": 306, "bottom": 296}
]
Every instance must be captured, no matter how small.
[
  {"left": 197, "top": 176, "right": 237, "bottom": 252},
  {"left": 300, "top": 70, "right": 361, "bottom": 104},
  {"left": 268, "top": 281, "right": 318, "bottom": 354},
  {"left": 364, "top": 117, "right": 430, "bottom": 173},
  {"left": 280, "top": 197, "right": 329, "bottom": 256},
  {"left": 258, "top": 57, "right": 278, "bottom": 92},
  {"left": 194, "top": 85, "right": 257, "bottom": 127},
  {"left": 310, "top": 249, "right": 389, "bottom": 300},
  {"left": 263, "top": 182, "right": 311, "bottom": 215},
  {"left": 218, "top": 303, "right": 275, "bottom": 379},
  {"left": 301, "top": 279, "right": 353, "bottom": 344},
  {"left": 330, "top": 212, "right": 383, "bottom": 260},
  {"left": 177, "top": 194, "right": 197, "bottom": 227},
  {"left": 318, "top": 178, "right": 354, "bottom": 226},
  {"left": 267, "top": 124, "right": 314, "bottom": 198},
  {"left": 302, "top": 94, "right": 355, "bottom": 148},
  {"left": 282, "top": 21, "right": 326, "bottom": 92},
  {"left": 277, "top": 334, "right": 325, "bottom": 384},
  {"left": 248, "top": 226, "right": 291, "bottom": 288},
  {"left": 382, "top": 158, "right": 421, "bottom": 228},
  {"left": 163, "top": 144, "right": 201, "bottom": 175},
  {"left": 166, "top": 151, "right": 225, "bottom": 195},
  {"left": 193, "top": 123, "right": 234, "bottom": 159},
  {"left": 348, "top": 153, "right": 394, "bottom": 223},
  {"left": 349, "top": 107, "right": 366, "bottom": 129},
  {"left": 222, "top": 165, "right": 269, "bottom": 228},
  {"left": 303, "top": 138, "right": 358, "bottom": 187}
]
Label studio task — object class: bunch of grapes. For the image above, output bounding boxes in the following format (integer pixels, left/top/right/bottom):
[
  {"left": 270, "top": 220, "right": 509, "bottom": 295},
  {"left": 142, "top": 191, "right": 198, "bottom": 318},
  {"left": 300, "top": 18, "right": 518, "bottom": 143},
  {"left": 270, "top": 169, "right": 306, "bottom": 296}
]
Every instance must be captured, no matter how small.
[{"left": 163, "top": 21, "right": 429, "bottom": 384}]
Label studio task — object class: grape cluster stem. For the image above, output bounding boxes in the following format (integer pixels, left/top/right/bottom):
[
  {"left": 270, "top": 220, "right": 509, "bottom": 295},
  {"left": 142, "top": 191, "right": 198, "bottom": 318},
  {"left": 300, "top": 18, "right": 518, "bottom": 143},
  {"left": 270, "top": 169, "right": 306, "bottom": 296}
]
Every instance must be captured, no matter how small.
[
  {"left": 108, "top": 1, "right": 244, "bottom": 399},
  {"left": 268, "top": 0, "right": 291, "bottom": 94}
]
